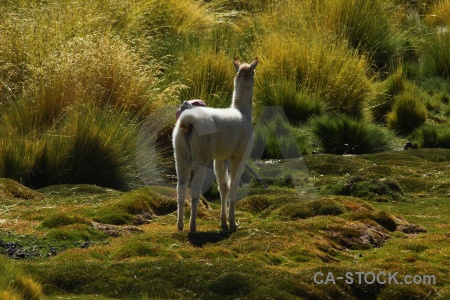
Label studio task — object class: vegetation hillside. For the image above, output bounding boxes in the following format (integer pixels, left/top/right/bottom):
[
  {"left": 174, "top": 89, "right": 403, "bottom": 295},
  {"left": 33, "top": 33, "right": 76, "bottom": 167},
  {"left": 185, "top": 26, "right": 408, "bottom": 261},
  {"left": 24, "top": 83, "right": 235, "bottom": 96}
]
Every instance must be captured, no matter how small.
[{"left": 0, "top": 0, "right": 449, "bottom": 299}]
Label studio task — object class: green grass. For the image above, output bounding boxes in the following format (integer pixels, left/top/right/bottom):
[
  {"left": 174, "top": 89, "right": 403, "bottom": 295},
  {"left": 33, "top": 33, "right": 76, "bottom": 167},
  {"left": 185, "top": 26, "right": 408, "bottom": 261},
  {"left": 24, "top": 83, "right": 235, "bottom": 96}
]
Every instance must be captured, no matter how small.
[
  {"left": 0, "top": 256, "right": 43, "bottom": 300},
  {"left": 310, "top": 114, "right": 394, "bottom": 154},
  {"left": 412, "top": 125, "right": 450, "bottom": 148},
  {"left": 0, "top": 149, "right": 449, "bottom": 299},
  {"left": 387, "top": 91, "right": 428, "bottom": 135}
]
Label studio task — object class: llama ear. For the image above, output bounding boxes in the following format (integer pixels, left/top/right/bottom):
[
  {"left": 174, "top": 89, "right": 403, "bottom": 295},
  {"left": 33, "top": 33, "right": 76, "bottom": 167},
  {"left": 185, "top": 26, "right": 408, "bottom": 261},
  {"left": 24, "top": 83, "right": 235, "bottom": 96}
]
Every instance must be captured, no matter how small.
[
  {"left": 249, "top": 57, "right": 259, "bottom": 71},
  {"left": 233, "top": 57, "right": 240, "bottom": 71}
]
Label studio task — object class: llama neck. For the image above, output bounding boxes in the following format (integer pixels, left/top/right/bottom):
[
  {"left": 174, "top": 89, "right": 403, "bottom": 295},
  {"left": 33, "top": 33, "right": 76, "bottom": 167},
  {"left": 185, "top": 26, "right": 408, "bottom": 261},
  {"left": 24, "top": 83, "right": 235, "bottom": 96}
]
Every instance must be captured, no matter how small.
[{"left": 231, "top": 86, "right": 253, "bottom": 118}]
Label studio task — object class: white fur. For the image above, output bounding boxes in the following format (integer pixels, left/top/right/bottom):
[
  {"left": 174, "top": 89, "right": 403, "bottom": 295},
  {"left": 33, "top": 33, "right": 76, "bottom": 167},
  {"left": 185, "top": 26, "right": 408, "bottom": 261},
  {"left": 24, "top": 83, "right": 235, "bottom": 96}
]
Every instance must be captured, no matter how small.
[{"left": 173, "top": 58, "right": 258, "bottom": 232}]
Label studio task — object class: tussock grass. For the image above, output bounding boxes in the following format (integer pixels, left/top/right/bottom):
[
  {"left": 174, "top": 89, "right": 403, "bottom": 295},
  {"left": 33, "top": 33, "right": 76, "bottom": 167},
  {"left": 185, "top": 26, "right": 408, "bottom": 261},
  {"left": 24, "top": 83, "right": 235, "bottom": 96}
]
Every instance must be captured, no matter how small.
[
  {"left": 0, "top": 256, "right": 43, "bottom": 300},
  {"left": 324, "top": 0, "right": 406, "bottom": 72},
  {"left": 421, "top": 29, "right": 450, "bottom": 78},
  {"left": 370, "top": 67, "right": 407, "bottom": 123},
  {"left": 311, "top": 114, "right": 393, "bottom": 154},
  {"left": 412, "top": 125, "right": 450, "bottom": 148},
  {"left": 256, "top": 78, "right": 324, "bottom": 123},
  {"left": 387, "top": 91, "right": 428, "bottom": 135},
  {"left": 424, "top": 0, "right": 450, "bottom": 27},
  {"left": 256, "top": 34, "right": 373, "bottom": 118},
  {"left": 177, "top": 50, "right": 235, "bottom": 108}
]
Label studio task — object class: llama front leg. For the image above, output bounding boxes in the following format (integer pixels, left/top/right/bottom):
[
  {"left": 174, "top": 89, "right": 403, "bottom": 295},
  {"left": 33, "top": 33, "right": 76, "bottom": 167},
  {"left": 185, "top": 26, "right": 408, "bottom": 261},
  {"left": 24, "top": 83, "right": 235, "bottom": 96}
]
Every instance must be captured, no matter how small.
[
  {"left": 214, "top": 160, "right": 229, "bottom": 230},
  {"left": 189, "top": 165, "right": 208, "bottom": 232}
]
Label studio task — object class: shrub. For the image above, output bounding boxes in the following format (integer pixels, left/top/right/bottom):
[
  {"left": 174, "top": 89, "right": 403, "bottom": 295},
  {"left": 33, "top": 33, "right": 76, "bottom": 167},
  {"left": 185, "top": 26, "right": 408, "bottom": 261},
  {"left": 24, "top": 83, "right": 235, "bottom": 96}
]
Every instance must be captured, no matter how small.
[
  {"left": 387, "top": 92, "right": 427, "bottom": 135},
  {"left": 310, "top": 115, "right": 393, "bottom": 154}
]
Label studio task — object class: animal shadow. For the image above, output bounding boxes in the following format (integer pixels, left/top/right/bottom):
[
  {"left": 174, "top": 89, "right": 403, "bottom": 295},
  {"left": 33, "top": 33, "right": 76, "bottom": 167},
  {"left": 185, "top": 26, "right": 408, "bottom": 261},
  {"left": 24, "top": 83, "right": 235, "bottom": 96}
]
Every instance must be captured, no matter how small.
[{"left": 188, "top": 230, "right": 231, "bottom": 247}]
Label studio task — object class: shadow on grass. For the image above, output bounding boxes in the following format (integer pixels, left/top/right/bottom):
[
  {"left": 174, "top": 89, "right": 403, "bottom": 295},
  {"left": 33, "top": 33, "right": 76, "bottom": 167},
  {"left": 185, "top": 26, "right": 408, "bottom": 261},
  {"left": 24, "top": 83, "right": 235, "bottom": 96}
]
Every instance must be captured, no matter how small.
[{"left": 188, "top": 231, "right": 231, "bottom": 247}]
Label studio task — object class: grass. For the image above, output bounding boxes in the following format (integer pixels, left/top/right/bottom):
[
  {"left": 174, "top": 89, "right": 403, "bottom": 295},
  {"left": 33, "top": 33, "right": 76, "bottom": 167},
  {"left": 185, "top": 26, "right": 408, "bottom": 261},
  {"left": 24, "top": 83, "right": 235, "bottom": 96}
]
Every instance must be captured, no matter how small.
[
  {"left": 412, "top": 125, "right": 450, "bottom": 148},
  {"left": 387, "top": 91, "right": 428, "bottom": 135},
  {"left": 310, "top": 114, "right": 394, "bottom": 154},
  {"left": 0, "top": 256, "right": 43, "bottom": 300},
  {"left": 0, "top": 149, "right": 448, "bottom": 299}
]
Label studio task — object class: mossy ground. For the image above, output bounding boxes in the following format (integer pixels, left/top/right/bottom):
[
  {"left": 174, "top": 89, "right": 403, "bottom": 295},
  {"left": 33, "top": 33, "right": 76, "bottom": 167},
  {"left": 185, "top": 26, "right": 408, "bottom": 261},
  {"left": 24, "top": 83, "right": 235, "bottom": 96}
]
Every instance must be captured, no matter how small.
[{"left": 0, "top": 149, "right": 449, "bottom": 299}]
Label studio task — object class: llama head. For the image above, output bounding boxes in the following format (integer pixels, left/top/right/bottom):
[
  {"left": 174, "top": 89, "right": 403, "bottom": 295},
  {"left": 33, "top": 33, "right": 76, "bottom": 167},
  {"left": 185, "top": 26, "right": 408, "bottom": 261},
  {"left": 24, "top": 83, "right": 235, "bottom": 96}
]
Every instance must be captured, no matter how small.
[{"left": 234, "top": 57, "right": 258, "bottom": 79}]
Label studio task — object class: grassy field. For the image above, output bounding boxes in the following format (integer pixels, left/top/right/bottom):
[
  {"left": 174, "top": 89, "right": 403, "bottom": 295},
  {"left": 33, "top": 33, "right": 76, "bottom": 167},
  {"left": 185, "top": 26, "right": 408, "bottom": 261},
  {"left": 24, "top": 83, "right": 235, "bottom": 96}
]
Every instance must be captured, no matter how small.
[
  {"left": 0, "top": 0, "right": 449, "bottom": 299},
  {"left": 0, "top": 149, "right": 449, "bottom": 299}
]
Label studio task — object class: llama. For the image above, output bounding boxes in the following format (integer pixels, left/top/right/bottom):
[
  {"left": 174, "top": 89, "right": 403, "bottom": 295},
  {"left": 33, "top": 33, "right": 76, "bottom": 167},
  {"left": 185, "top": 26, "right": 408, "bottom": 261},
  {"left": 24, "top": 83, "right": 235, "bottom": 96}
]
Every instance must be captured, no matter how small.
[{"left": 173, "top": 57, "right": 258, "bottom": 232}]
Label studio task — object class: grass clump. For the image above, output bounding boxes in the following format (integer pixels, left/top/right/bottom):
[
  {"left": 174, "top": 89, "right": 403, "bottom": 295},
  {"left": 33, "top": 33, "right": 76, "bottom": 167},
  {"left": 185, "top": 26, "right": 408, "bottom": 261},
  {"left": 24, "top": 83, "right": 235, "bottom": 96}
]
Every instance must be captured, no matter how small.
[
  {"left": 421, "top": 30, "right": 450, "bottom": 78},
  {"left": 412, "top": 125, "right": 450, "bottom": 148},
  {"left": 278, "top": 199, "right": 345, "bottom": 220},
  {"left": 209, "top": 272, "right": 254, "bottom": 296},
  {"left": 328, "top": 176, "right": 403, "bottom": 201},
  {"left": 348, "top": 210, "right": 397, "bottom": 231},
  {"left": 111, "top": 241, "right": 159, "bottom": 260},
  {"left": 0, "top": 256, "right": 43, "bottom": 300},
  {"left": 256, "top": 79, "right": 324, "bottom": 123},
  {"left": 370, "top": 68, "right": 407, "bottom": 123},
  {"left": 256, "top": 34, "right": 373, "bottom": 119},
  {"left": 237, "top": 195, "right": 272, "bottom": 213},
  {"left": 177, "top": 50, "right": 235, "bottom": 108},
  {"left": 44, "top": 224, "right": 107, "bottom": 242},
  {"left": 1, "top": 105, "right": 140, "bottom": 190},
  {"left": 310, "top": 114, "right": 393, "bottom": 154},
  {"left": 326, "top": 0, "right": 405, "bottom": 72},
  {"left": 93, "top": 186, "right": 177, "bottom": 225},
  {"left": 40, "top": 212, "right": 91, "bottom": 229},
  {"left": 252, "top": 113, "right": 304, "bottom": 159},
  {"left": 387, "top": 91, "right": 428, "bottom": 135}
]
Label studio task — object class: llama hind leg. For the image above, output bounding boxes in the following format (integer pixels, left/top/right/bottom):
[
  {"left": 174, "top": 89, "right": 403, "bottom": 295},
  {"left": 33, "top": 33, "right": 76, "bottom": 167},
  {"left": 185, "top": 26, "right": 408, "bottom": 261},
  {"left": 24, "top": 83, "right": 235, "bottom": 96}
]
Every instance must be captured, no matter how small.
[
  {"left": 228, "top": 158, "right": 246, "bottom": 232},
  {"left": 214, "top": 160, "right": 229, "bottom": 230},
  {"left": 189, "top": 164, "right": 208, "bottom": 232},
  {"left": 176, "top": 159, "right": 191, "bottom": 231}
]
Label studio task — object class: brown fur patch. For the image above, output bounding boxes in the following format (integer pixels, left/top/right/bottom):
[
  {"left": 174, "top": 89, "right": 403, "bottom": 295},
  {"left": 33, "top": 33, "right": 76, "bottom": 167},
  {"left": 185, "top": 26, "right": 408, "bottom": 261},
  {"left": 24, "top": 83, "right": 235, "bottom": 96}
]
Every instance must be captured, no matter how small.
[{"left": 179, "top": 123, "right": 192, "bottom": 134}]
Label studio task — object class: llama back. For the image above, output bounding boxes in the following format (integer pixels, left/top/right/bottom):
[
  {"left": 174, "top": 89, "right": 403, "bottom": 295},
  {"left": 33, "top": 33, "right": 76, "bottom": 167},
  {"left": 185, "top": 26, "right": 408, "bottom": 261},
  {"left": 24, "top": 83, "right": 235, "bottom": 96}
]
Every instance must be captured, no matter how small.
[{"left": 174, "top": 106, "right": 251, "bottom": 161}]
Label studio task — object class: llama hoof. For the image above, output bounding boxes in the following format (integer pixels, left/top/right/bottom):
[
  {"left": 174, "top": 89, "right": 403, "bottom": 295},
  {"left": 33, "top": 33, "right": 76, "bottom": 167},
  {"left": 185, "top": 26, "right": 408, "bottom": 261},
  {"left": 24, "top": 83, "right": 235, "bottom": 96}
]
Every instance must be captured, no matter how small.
[{"left": 229, "top": 224, "right": 239, "bottom": 233}]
